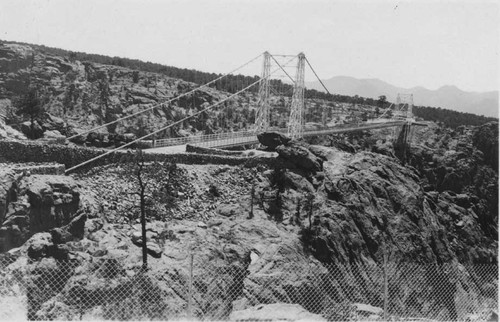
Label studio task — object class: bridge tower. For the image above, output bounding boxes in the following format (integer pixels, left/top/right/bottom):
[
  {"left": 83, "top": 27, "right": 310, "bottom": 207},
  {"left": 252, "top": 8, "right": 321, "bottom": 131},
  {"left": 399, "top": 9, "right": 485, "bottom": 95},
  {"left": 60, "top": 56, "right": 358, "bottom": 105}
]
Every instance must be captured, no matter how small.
[
  {"left": 287, "top": 52, "right": 306, "bottom": 139},
  {"left": 393, "top": 93, "right": 415, "bottom": 164},
  {"left": 255, "top": 51, "right": 271, "bottom": 132},
  {"left": 395, "top": 93, "right": 414, "bottom": 120}
]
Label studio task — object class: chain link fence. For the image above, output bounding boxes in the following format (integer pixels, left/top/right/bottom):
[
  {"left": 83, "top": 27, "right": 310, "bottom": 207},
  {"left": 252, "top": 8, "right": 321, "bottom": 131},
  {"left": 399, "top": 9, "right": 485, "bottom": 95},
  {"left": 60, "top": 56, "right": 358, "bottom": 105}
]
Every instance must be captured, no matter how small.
[{"left": 0, "top": 255, "right": 497, "bottom": 321}]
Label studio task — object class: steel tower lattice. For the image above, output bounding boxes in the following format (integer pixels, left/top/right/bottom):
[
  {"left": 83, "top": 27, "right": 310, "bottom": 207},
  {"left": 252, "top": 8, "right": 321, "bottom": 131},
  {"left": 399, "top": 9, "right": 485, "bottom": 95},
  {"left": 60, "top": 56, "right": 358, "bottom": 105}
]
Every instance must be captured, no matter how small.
[
  {"left": 287, "top": 52, "right": 306, "bottom": 139},
  {"left": 395, "top": 93, "right": 414, "bottom": 120},
  {"left": 255, "top": 52, "right": 271, "bottom": 132}
]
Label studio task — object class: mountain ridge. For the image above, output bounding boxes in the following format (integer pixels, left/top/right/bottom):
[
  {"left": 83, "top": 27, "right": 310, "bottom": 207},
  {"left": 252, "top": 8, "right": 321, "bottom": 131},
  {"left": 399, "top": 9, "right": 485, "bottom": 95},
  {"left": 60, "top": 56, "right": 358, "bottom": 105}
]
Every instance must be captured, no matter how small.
[{"left": 306, "top": 76, "right": 499, "bottom": 117}]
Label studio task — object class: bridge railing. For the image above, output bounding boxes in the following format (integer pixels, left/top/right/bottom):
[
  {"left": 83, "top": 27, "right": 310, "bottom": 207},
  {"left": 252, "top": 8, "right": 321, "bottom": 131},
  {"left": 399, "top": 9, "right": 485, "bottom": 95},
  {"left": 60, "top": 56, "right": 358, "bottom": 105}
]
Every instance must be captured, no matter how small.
[
  {"left": 150, "top": 121, "right": 408, "bottom": 149},
  {"left": 302, "top": 121, "right": 406, "bottom": 137},
  {"left": 153, "top": 130, "right": 260, "bottom": 148}
]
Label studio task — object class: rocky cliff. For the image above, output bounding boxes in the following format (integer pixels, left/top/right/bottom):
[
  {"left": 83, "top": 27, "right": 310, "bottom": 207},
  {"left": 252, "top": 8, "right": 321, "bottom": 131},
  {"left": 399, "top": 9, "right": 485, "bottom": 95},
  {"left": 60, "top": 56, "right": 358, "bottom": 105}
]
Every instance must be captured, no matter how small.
[
  {"left": 0, "top": 41, "right": 497, "bottom": 321},
  {"left": 0, "top": 121, "right": 497, "bottom": 320}
]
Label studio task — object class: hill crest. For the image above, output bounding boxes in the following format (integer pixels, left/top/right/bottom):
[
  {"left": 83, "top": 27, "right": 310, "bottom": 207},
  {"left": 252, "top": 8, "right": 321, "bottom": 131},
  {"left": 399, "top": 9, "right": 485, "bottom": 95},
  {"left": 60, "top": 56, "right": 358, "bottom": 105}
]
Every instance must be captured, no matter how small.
[{"left": 306, "top": 76, "right": 498, "bottom": 118}]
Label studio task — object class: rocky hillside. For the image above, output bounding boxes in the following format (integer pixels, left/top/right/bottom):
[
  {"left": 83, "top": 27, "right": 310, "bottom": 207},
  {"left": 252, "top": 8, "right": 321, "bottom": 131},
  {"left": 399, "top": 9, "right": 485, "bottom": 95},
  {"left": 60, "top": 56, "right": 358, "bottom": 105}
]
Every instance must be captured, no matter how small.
[
  {"left": 0, "top": 42, "right": 233, "bottom": 140},
  {"left": 0, "top": 40, "right": 497, "bottom": 321},
  {"left": 0, "top": 41, "right": 384, "bottom": 148},
  {"left": 0, "top": 120, "right": 497, "bottom": 319}
]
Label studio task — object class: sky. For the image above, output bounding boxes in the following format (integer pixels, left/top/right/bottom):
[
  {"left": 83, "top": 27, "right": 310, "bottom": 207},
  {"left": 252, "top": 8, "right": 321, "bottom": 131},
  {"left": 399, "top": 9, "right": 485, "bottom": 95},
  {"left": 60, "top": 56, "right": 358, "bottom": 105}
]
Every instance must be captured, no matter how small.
[{"left": 0, "top": 0, "right": 498, "bottom": 92}]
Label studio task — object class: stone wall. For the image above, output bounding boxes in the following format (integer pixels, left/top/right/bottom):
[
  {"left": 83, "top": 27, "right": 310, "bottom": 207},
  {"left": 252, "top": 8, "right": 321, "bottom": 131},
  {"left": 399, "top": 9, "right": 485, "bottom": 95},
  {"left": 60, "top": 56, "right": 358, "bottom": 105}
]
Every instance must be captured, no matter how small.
[
  {"left": 0, "top": 162, "right": 65, "bottom": 175},
  {"left": 186, "top": 144, "right": 243, "bottom": 156},
  {"left": 0, "top": 140, "right": 276, "bottom": 172}
]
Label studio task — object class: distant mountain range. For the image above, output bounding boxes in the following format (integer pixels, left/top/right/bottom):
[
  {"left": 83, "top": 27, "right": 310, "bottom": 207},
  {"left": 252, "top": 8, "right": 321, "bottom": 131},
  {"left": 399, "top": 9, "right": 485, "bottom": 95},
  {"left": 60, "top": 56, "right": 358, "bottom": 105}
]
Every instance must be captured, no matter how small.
[{"left": 306, "top": 76, "right": 498, "bottom": 118}]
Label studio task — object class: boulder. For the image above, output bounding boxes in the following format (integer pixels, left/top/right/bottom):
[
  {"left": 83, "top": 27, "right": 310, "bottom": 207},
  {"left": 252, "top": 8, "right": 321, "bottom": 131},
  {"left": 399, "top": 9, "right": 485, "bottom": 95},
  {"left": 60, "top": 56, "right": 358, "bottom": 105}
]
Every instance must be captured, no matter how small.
[
  {"left": 40, "top": 113, "right": 66, "bottom": 132},
  {"left": 67, "top": 127, "right": 86, "bottom": 144},
  {"left": 276, "top": 143, "right": 322, "bottom": 172},
  {"left": 47, "top": 114, "right": 65, "bottom": 129},
  {"left": 0, "top": 119, "right": 27, "bottom": 140},
  {"left": 50, "top": 213, "right": 87, "bottom": 244},
  {"left": 372, "top": 141, "right": 396, "bottom": 158},
  {"left": 282, "top": 169, "right": 314, "bottom": 192},
  {"left": 123, "top": 133, "right": 137, "bottom": 142},
  {"left": 35, "top": 298, "right": 79, "bottom": 321},
  {"left": 43, "top": 130, "right": 67, "bottom": 145},
  {"left": 207, "top": 219, "right": 223, "bottom": 227},
  {"left": 354, "top": 303, "right": 383, "bottom": 316},
  {"left": 332, "top": 140, "right": 356, "bottom": 153},
  {"left": 257, "top": 132, "right": 291, "bottom": 150},
  {"left": 43, "top": 129, "right": 64, "bottom": 139},
  {"left": 26, "top": 232, "right": 53, "bottom": 259},
  {"left": 0, "top": 174, "right": 82, "bottom": 252},
  {"left": 454, "top": 193, "right": 471, "bottom": 208},
  {"left": 218, "top": 204, "right": 239, "bottom": 217},
  {"left": 440, "top": 171, "right": 463, "bottom": 193},
  {"left": 19, "top": 120, "right": 44, "bottom": 139},
  {"left": 84, "top": 218, "right": 104, "bottom": 234},
  {"left": 229, "top": 303, "right": 326, "bottom": 321},
  {"left": 25, "top": 175, "right": 80, "bottom": 233},
  {"left": 86, "top": 131, "right": 99, "bottom": 142},
  {"left": 146, "top": 242, "right": 162, "bottom": 258},
  {"left": 308, "top": 144, "right": 336, "bottom": 161}
]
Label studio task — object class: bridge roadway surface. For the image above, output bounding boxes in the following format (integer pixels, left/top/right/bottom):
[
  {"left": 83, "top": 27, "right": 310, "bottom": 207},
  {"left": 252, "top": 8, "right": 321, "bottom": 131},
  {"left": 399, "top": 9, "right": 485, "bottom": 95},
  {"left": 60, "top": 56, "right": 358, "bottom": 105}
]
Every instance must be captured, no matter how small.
[{"left": 144, "top": 121, "right": 406, "bottom": 154}]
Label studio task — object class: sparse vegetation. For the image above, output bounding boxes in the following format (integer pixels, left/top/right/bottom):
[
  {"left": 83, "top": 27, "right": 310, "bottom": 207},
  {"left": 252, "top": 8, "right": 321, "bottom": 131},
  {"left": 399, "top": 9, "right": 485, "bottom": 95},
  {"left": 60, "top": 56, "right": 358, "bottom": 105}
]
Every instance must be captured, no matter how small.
[
  {"left": 0, "top": 38, "right": 498, "bottom": 322},
  {"left": 413, "top": 105, "right": 497, "bottom": 129},
  {"left": 208, "top": 183, "right": 221, "bottom": 197},
  {"left": 3, "top": 39, "right": 495, "bottom": 130},
  {"left": 13, "top": 86, "right": 46, "bottom": 138}
]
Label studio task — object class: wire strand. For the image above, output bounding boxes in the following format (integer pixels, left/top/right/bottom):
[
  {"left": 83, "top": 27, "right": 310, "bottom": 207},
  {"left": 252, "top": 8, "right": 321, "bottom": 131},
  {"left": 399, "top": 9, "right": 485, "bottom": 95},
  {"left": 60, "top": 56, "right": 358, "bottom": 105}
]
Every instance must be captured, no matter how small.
[
  {"left": 65, "top": 57, "right": 295, "bottom": 174},
  {"left": 270, "top": 54, "right": 296, "bottom": 84},
  {"left": 67, "top": 52, "right": 264, "bottom": 140},
  {"left": 304, "top": 57, "right": 331, "bottom": 95}
]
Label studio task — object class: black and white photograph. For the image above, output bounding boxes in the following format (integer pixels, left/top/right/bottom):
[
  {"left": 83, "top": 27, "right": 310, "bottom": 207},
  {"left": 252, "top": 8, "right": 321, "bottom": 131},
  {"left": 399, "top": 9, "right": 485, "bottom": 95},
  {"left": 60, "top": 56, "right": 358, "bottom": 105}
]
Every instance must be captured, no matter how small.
[{"left": 0, "top": 0, "right": 498, "bottom": 321}]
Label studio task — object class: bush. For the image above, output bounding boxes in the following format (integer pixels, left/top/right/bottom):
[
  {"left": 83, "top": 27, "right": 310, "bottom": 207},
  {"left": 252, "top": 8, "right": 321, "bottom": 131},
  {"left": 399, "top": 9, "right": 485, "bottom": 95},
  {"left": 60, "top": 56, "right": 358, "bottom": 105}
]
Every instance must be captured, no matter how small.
[{"left": 208, "top": 184, "right": 221, "bottom": 197}]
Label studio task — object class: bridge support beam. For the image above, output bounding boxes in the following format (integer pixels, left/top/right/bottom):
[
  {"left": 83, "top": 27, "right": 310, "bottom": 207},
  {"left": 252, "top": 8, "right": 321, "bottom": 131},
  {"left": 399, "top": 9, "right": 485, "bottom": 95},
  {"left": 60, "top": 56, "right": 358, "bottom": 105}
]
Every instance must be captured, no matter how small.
[
  {"left": 288, "top": 52, "right": 306, "bottom": 139},
  {"left": 255, "top": 51, "right": 271, "bottom": 133},
  {"left": 394, "top": 122, "right": 413, "bottom": 164}
]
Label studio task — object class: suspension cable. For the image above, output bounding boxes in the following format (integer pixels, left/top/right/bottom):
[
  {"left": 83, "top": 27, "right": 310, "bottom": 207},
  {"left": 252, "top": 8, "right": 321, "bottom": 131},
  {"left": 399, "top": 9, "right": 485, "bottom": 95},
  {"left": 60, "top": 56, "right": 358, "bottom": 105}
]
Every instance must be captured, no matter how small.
[
  {"left": 66, "top": 52, "right": 264, "bottom": 141},
  {"left": 65, "top": 58, "right": 293, "bottom": 174},
  {"left": 304, "top": 56, "right": 331, "bottom": 95},
  {"left": 378, "top": 103, "right": 394, "bottom": 118},
  {"left": 270, "top": 54, "right": 295, "bottom": 84}
]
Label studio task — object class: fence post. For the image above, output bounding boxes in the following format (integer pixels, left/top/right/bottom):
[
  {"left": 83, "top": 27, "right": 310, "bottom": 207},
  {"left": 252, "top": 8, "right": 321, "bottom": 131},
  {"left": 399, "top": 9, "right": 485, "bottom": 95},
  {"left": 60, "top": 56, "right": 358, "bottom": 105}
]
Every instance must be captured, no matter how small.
[
  {"left": 383, "top": 242, "right": 388, "bottom": 321},
  {"left": 188, "top": 253, "right": 194, "bottom": 319}
]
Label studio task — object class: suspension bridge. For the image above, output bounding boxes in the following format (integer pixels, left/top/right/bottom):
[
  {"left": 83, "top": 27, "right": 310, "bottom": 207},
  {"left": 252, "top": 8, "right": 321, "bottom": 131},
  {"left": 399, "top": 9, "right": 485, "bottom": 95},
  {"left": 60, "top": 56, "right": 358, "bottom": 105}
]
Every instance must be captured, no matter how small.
[{"left": 65, "top": 51, "right": 419, "bottom": 172}]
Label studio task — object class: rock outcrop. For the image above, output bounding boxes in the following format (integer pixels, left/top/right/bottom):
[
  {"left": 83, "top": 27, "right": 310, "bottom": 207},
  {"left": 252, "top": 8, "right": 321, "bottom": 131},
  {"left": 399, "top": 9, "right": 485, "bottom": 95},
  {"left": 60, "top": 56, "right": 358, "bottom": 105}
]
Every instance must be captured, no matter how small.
[
  {"left": 258, "top": 133, "right": 324, "bottom": 173},
  {"left": 0, "top": 41, "right": 243, "bottom": 145},
  {"left": 472, "top": 122, "right": 498, "bottom": 172},
  {"left": 0, "top": 169, "right": 83, "bottom": 252},
  {"left": 407, "top": 123, "right": 498, "bottom": 239},
  {"left": 0, "top": 122, "right": 497, "bottom": 321},
  {"left": 257, "top": 132, "right": 291, "bottom": 150},
  {"left": 276, "top": 143, "right": 323, "bottom": 173}
]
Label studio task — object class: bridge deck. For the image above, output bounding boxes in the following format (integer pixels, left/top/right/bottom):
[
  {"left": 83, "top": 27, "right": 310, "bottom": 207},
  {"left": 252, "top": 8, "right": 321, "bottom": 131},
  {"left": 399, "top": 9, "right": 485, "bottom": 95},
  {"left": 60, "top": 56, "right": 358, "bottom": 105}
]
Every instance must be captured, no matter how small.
[{"left": 145, "top": 121, "right": 410, "bottom": 154}]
